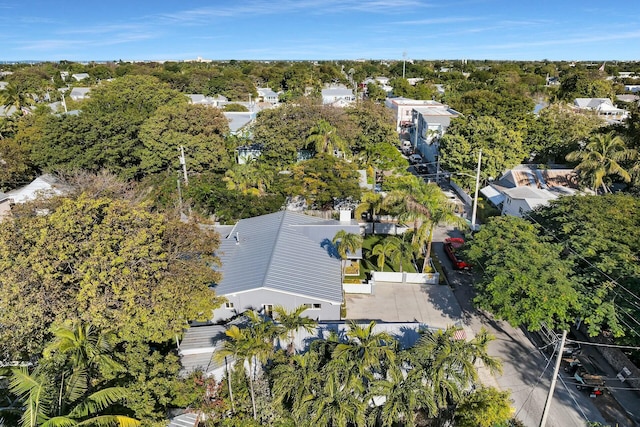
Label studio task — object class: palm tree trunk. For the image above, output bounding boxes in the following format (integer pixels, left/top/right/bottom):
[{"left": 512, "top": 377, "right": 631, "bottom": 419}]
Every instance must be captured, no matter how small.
[
  {"left": 249, "top": 359, "right": 257, "bottom": 420},
  {"left": 422, "top": 225, "right": 435, "bottom": 273},
  {"left": 225, "top": 357, "right": 235, "bottom": 412}
]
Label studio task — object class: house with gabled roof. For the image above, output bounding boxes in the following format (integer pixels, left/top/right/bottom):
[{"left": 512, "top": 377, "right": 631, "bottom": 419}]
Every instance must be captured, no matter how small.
[
  {"left": 256, "top": 87, "right": 279, "bottom": 104},
  {"left": 69, "top": 87, "right": 90, "bottom": 101},
  {"left": 0, "top": 174, "right": 71, "bottom": 221},
  {"left": 480, "top": 165, "right": 580, "bottom": 217},
  {"left": 211, "top": 210, "right": 361, "bottom": 322},
  {"left": 321, "top": 85, "right": 355, "bottom": 107},
  {"left": 223, "top": 111, "right": 256, "bottom": 137},
  {"left": 71, "top": 73, "right": 90, "bottom": 82},
  {"left": 574, "top": 98, "right": 628, "bottom": 120}
]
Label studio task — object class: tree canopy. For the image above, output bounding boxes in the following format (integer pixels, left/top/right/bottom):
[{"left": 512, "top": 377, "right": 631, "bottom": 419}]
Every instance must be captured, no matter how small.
[
  {"left": 139, "top": 103, "right": 231, "bottom": 175},
  {"left": 467, "top": 215, "right": 581, "bottom": 332},
  {"left": 0, "top": 194, "right": 223, "bottom": 361}
]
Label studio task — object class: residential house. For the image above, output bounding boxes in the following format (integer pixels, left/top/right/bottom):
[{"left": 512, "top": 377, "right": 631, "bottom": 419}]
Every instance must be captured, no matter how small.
[
  {"left": 574, "top": 98, "right": 628, "bottom": 121},
  {"left": 321, "top": 85, "right": 355, "bottom": 107},
  {"left": 223, "top": 111, "right": 256, "bottom": 137},
  {"left": 186, "top": 94, "right": 228, "bottom": 107},
  {"left": 69, "top": 87, "right": 90, "bottom": 101},
  {"left": 210, "top": 210, "right": 361, "bottom": 323},
  {"left": 71, "top": 73, "right": 90, "bottom": 82},
  {"left": 0, "top": 174, "right": 71, "bottom": 221},
  {"left": 617, "top": 94, "right": 640, "bottom": 104},
  {"left": 256, "top": 87, "right": 279, "bottom": 104},
  {"left": 236, "top": 144, "right": 263, "bottom": 164},
  {"left": 624, "top": 85, "right": 640, "bottom": 93},
  {"left": 178, "top": 323, "right": 235, "bottom": 380},
  {"left": 480, "top": 165, "right": 580, "bottom": 217}
]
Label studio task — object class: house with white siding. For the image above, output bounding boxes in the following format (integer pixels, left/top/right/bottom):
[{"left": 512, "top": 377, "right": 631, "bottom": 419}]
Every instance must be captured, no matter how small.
[{"left": 210, "top": 210, "right": 360, "bottom": 323}]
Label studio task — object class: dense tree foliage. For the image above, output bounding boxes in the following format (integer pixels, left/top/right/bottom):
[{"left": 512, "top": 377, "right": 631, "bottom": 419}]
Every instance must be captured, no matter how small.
[
  {"left": 531, "top": 194, "right": 640, "bottom": 340},
  {"left": 467, "top": 216, "right": 581, "bottom": 332},
  {"left": 139, "top": 103, "right": 231, "bottom": 174},
  {"left": 0, "top": 194, "right": 222, "bottom": 361},
  {"left": 439, "top": 116, "right": 526, "bottom": 188},
  {"left": 284, "top": 154, "right": 361, "bottom": 209},
  {"left": 525, "top": 103, "right": 604, "bottom": 163}
]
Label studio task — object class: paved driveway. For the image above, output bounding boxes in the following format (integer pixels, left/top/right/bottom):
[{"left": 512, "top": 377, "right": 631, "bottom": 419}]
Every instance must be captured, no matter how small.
[{"left": 345, "top": 282, "right": 465, "bottom": 331}]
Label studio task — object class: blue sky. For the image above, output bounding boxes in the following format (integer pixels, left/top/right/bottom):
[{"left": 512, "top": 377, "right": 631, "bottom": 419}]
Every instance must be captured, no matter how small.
[{"left": 1, "top": 0, "right": 639, "bottom": 62}]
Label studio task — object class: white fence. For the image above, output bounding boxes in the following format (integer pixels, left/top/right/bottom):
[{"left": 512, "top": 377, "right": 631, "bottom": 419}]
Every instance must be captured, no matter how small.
[
  {"left": 344, "top": 271, "right": 440, "bottom": 295},
  {"left": 372, "top": 271, "right": 439, "bottom": 285},
  {"left": 343, "top": 281, "right": 373, "bottom": 294}
]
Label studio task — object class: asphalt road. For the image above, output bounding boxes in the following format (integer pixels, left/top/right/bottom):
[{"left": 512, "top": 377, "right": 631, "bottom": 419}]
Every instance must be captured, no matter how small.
[{"left": 432, "top": 225, "right": 609, "bottom": 427}]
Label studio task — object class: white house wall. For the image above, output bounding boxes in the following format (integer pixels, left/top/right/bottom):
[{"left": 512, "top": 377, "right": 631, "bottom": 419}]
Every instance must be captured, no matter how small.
[{"left": 213, "top": 288, "right": 341, "bottom": 322}]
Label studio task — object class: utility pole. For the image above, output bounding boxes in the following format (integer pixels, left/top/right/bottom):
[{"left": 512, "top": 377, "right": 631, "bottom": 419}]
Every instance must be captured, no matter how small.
[
  {"left": 539, "top": 329, "right": 567, "bottom": 427},
  {"left": 471, "top": 149, "right": 482, "bottom": 230},
  {"left": 179, "top": 145, "right": 188, "bottom": 186},
  {"left": 402, "top": 51, "right": 407, "bottom": 79}
]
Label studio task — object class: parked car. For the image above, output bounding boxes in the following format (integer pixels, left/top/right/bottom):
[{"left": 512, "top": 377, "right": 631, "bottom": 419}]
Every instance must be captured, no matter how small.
[
  {"left": 409, "top": 154, "right": 423, "bottom": 164},
  {"left": 443, "top": 237, "right": 471, "bottom": 270},
  {"left": 414, "top": 164, "right": 429, "bottom": 174}
]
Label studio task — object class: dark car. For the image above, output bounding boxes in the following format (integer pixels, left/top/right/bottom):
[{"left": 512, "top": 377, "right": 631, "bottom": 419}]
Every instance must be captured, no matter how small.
[{"left": 414, "top": 164, "right": 429, "bottom": 174}]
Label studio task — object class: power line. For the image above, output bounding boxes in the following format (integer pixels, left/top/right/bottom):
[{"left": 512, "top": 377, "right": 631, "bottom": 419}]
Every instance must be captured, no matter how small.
[
  {"left": 515, "top": 342, "right": 557, "bottom": 419},
  {"left": 521, "top": 211, "right": 640, "bottom": 307},
  {"left": 566, "top": 338, "right": 640, "bottom": 351}
]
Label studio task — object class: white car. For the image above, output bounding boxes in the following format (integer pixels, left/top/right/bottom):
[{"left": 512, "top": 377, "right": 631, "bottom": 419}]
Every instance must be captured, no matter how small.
[{"left": 409, "top": 154, "right": 422, "bottom": 164}]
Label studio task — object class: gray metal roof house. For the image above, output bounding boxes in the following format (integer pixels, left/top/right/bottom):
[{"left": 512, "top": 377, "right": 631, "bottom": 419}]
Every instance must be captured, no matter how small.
[{"left": 211, "top": 210, "right": 360, "bottom": 322}]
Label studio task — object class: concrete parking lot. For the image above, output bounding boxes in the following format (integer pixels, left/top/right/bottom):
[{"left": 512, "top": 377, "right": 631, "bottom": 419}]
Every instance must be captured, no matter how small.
[{"left": 345, "top": 281, "right": 466, "bottom": 331}]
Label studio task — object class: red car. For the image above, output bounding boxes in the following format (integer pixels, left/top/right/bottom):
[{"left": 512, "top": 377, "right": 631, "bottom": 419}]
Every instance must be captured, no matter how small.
[{"left": 444, "top": 237, "right": 471, "bottom": 270}]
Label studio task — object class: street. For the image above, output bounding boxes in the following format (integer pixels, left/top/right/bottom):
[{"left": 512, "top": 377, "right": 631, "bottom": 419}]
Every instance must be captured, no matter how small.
[{"left": 432, "top": 224, "right": 610, "bottom": 427}]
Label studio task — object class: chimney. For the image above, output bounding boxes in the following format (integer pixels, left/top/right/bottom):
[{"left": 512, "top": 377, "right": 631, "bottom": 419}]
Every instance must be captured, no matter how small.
[
  {"left": 339, "top": 209, "right": 352, "bottom": 223},
  {"left": 235, "top": 232, "right": 240, "bottom": 245}
]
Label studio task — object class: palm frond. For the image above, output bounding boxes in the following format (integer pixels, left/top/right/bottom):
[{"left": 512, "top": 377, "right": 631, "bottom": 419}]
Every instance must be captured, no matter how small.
[
  {"left": 67, "top": 387, "right": 128, "bottom": 418},
  {"left": 75, "top": 415, "right": 140, "bottom": 427}
]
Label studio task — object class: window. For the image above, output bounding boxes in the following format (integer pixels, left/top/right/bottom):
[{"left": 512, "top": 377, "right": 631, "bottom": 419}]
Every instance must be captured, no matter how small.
[
  {"left": 304, "top": 303, "right": 322, "bottom": 310},
  {"left": 225, "top": 302, "right": 234, "bottom": 309},
  {"left": 263, "top": 304, "right": 274, "bottom": 318}
]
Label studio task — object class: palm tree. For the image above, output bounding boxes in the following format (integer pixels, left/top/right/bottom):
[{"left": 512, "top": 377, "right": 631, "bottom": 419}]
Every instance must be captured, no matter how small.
[
  {"left": 217, "top": 325, "right": 257, "bottom": 419},
  {"left": 0, "top": 83, "right": 34, "bottom": 114},
  {"left": 273, "top": 305, "right": 318, "bottom": 355},
  {"left": 355, "top": 192, "right": 383, "bottom": 234},
  {"left": 44, "top": 323, "right": 123, "bottom": 374},
  {"left": 271, "top": 352, "right": 323, "bottom": 423},
  {"left": 306, "top": 119, "right": 347, "bottom": 156},
  {"left": 217, "top": 311, "right": 276, "bottom": 420},
  {"left": 305, "top": 372, "right": 366, "bottom": 427},
  {"left": 332, "top": 321, "right": 397, "bottom": 376},
  {"left": 407, "top": 327, "right": 501, "bottom": 414},
  {"left": 371, "top": 238, "right": 400, "bottom": 272},
  {"left": 9, "top": 366, "right": 139, "bottom": 427},
  {"left": 332, "top": 230, "right": 363, "bottom": 283},
  {"left": 385, "top": 182, "right": 465, "bottom": 273},
  {"left": 367, "top": 364, "right": 436, "bottom": 427},
  {"left": 566, "top": 132, "right": 639, "bottom": 193}
]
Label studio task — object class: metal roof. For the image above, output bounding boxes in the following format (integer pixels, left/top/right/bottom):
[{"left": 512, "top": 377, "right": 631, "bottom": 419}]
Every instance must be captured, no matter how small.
[{"left": 214, "top": 211, "right": 360, "bottom": 303}]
